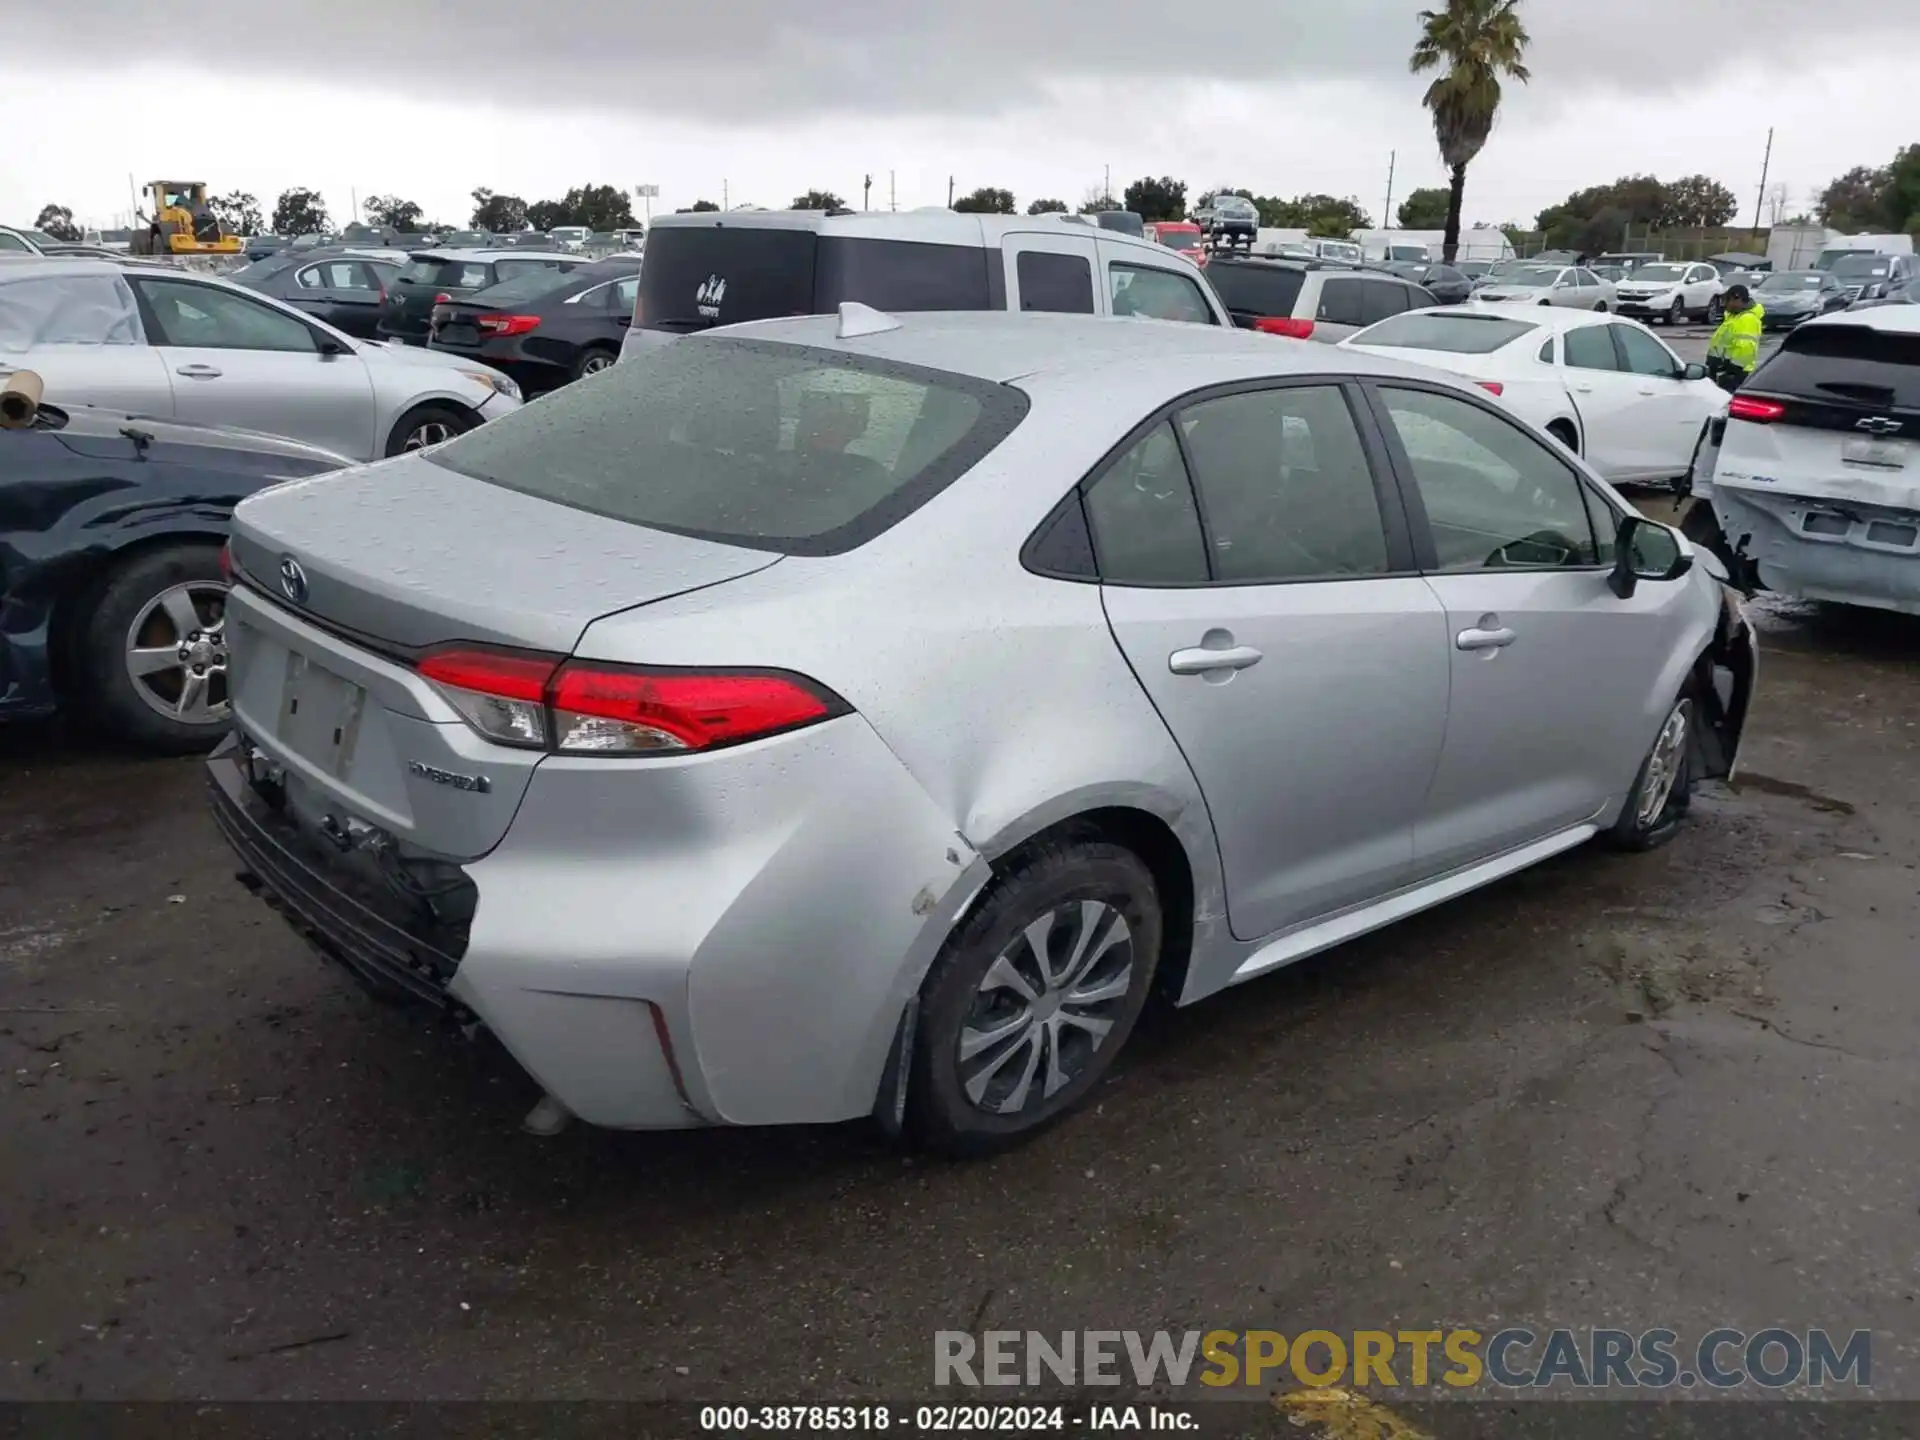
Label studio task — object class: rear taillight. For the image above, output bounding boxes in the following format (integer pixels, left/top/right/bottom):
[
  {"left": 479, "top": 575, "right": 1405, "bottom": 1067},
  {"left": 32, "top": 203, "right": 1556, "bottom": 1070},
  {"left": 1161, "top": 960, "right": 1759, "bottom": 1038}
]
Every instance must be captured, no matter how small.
[
  {"left": 1254, "top": 316, "right": 1315, "bottom": 339},
  {"left": 1475, "top": 381, "right": 1505, "bottom": 396},
  {"left": 433, "top": 292, "right": 452, "bottom": 305},
  {"left": 476, "top": 313, "right": 541, "bottom": 337},
  {"left": 1727, "top": 395, "right": 1786, "bottom": 423},
  {"left": 416, "top": 648, "right": 845, "bottom": 756},
  {"left": 219, "top": 541, "right": 233, "bottom": 583}
]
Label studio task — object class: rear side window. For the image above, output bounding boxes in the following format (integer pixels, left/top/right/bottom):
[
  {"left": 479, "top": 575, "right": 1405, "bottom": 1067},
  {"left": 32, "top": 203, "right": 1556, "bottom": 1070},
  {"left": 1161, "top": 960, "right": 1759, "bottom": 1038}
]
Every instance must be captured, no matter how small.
[
  {"left": 471, "top": 267, "right": 581, "bottom": 307},
  {"left": 638, "top": 226, "right": 818, "bottom": 332},
  {"left": 1015, "top": 250, "right": 1095, "bottom": 314},
  {"left": 395, "top": 258, "right": 441, "bottom": 285},
  {"left": 1316, "top": 278, "right": 1366, "bottom": 327},
  {"left": 1204, "top": 264, "right": 1306, "bottom": 318},
  {"left": 426, "top": 337, "right": 1029, "bottom": 556},
  {"left": 1353, "top": 312, "right": 1537, "bottom": 354},
  {"left": 1082, "top": 421, "right": 1209, "bottom": 584},
  {"left": 817, "top": 238, "right": 991, "bottom": 312},
  {"left": 1749, "top": 324, "right": 1920, "bottom": 409},
  {"left": 1359, "top": 280, "right": 1412, "bottom": 325}
]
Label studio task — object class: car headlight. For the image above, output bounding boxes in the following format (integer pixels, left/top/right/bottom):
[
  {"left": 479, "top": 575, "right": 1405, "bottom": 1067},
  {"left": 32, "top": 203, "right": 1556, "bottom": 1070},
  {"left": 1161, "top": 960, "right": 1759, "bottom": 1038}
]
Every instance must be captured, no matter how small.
[{"left": 459, "top": 369, "right": 520, "bottom": 402}]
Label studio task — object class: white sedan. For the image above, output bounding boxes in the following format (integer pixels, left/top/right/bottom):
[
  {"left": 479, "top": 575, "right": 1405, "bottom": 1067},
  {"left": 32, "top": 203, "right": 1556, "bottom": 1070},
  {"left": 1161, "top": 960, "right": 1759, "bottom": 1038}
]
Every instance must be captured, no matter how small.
[{"left": 1342, "top": 305, "right": 1729, "bottom": 488}]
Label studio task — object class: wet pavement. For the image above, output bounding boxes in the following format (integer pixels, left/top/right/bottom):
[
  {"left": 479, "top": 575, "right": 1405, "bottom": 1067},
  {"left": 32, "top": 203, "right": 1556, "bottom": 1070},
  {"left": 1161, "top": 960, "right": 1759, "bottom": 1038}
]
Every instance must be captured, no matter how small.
[{"left": 5, "top": 523, "right": 1920, "bottom": 1417}]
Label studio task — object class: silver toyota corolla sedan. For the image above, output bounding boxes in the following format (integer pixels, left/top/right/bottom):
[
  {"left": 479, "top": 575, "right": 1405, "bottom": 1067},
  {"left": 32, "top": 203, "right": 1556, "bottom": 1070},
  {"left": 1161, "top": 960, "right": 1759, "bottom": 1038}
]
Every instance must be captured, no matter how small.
[{"left": 209, "top": 307, "right": 1757, "bottom": 1153}]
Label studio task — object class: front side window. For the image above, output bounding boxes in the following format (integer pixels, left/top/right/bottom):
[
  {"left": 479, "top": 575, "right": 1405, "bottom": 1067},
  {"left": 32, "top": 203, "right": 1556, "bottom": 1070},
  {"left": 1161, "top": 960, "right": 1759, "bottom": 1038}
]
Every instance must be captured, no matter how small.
[
  {"left": 1614, "top": 324, "right": 1681, "bottom": 378},
  {"left": 134, "top": 279, "right": 317, "bottom": 353},
  {"left": 1082, "top": 421, "right": 1209, "bottom": 584},
  {"left": 1176, "top": 386, "right": 1391, "bottom": 584},
  {"left": 1015, "top": 250, "right": 1095, "bottom": 314},
  {"left": 1108, "top": 264, "right": 1214, "bottom": 325},
  {"left": 1563, "top": 324, "right": 1620, "bottom": 372},
  {"left": 1378, "top": 385, "right": 1597, "bottom": 572}
]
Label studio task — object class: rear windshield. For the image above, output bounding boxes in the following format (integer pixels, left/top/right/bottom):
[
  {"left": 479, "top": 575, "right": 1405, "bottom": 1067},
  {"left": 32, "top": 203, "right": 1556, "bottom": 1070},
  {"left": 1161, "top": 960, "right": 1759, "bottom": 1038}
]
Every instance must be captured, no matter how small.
[
  {"left": 425, "top": 337, "right": 1030, "bottom": 555},
  {"left": 1351, "top": 312, "right": 1536, "bottom": 353},
  {"left": 1204, "top": 264, "right": 1306, "bottom": 317},
  {"left": 637, "top": 228, "right": 994, "bottom": 333},
  {"left": 1749, "top": 323, "right": 1920, "bottom": 409},
  {"left": 468, "top": 267, "right": 580, "bottom": 307},
  {"left": 1156, "top": 230, "right": 1203, "bottom": 252}
]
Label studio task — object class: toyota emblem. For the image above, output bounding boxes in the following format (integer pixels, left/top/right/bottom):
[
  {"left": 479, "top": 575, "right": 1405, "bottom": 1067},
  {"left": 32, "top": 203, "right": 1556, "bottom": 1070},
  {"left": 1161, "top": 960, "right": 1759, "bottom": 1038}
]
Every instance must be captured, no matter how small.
[{"left": 278, "top": 556, "right": 309, "bottom": 605}]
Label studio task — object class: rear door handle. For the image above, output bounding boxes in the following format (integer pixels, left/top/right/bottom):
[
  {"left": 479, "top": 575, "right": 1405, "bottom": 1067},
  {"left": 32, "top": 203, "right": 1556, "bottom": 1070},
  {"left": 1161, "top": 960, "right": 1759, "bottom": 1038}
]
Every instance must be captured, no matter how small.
[
  {"left": 1169, "top": 644, "right": 1263, "bottom": 675},
  {"left": 1456, "top": 626, "right": 1516, "bottom": 651},
  {"left": 175, "top": 363, "right": 222, "bottom": 379}
]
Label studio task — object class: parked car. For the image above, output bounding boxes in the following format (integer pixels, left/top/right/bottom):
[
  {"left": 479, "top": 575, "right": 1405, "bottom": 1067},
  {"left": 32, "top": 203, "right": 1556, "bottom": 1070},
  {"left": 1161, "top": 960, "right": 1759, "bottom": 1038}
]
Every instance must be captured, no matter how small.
[
  {"left": 427, "top": 257, "right": 640, "bottom": 393},
  {"left": 439, "top": 230, "right": 494, "bottom": 249},
  {"left": 1091, "top": 212, "right": 1147, "bottom": 239},
  {"left": 377, "top": 248, "right": 583, "bottom": 345},
  {"left": 1687, "top": 306, "right": 1919, "bottom": 613},
  {"left": 232, "top": 250, "right": 404, "bottom": 339},
  {"left": 1198, "top": 194, "right": 1258, "bottom": 250},
  {"left": 1828, "top": 252, "right": 1918, "bottom": 305},
  {"left": 1611, "top": 262, "right": 1726, "bottom": 327},
  {"left": 609, "top": 228, "right": 647, "bottom": 251},
  {"left": 1706, "top": 252, "right": 1770, "bottom": 278},
  {"left": 1399, "top": 262, "right": 1474, "bottom": 305},
  {"left": 617, "top": 210, "right": 1230, "bottom": 363},
  {"left": 1751, "top": 270, "right": 1851, "bottom": 330},
  {"left": 0, "top": 226, "right": 43, "bottom": 255},
  {"left": 1205, "top": 257, "right": 1437, "bottom": 343},
  {"left": 210, "top": 307, "right": 1755, "bottom": 1150},
  {"left": 547, "top": 226, "right": 592, "bottom": 253},
  {"left": 1343, "top": 306, "right": 1728, "bottom": 488},
  {"left": 1473, "top": 264, "right": 1616, "bottom": 310},
  {"left": 0, "top": 260, "right": 523, "bottom": 461},
  {"left": 244, "top": 234, "right": 290, "bottom": 261},
  {"left": 1595, "top": 252, "right": 1664, "bottom": 274},
  {"left": 1309, "top": 239, "right": 1365, "bottom": 266},
  {"left": 1456, "top": 260, "right": 1493, "bottom": 283},
  {"left": 1, "top": 383, "right": 347, "bottom": 751},
  {"left": 1851, "top": 278, "right": 1920, "bottom": 311},
  {"left": 1145, "top": 221, "right": 1206, "bottom": 263}
]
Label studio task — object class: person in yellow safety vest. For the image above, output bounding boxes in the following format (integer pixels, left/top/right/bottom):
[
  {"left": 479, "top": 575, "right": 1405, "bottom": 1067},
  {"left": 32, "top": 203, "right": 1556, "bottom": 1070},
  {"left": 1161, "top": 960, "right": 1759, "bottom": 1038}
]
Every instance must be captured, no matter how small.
[{"left": 1704, "top": 283, "right": 1765, "bottom": 392}]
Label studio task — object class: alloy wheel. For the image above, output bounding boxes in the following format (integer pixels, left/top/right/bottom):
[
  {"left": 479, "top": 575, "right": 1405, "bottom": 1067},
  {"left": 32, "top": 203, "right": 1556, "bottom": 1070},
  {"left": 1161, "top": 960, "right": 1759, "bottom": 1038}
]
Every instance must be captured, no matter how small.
[
  {"left": 402, "top": 420, "right": 454, "bottom": 451},
  {"left": 124, "top": 582, "right": 229, "bottom": 726},
  {"left": 1670, "top": 298, "right": 1685, "bottom": 326},
  {"left": 579, "top": 353, "right": 615, "bottom": 376},
  {"left": 1636, "top": 700, "right": 1694, "bottom": 828},
  {"left": 957, "top": 900, "right": 1135, "bottom": 1117}
]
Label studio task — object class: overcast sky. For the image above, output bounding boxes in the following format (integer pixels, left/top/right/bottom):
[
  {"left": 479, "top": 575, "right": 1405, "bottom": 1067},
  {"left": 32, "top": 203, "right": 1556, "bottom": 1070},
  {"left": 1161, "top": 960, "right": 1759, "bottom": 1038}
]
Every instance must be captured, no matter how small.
[{"left": 5, "top": 0, "right": 1912, "bottom": 233}]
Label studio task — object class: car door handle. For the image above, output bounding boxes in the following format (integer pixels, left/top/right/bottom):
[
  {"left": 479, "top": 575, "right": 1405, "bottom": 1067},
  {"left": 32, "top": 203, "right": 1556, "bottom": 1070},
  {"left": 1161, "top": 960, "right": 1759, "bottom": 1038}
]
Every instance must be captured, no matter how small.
[
  {"left": 1456, "top": 626, "right": 1516, "bottom": 651},
  {"left": 1169, "top": 644, "right": 1263, "bottom": 675},
  {"left": 1571, "top": 383, "right": 1594, "bottom": 393},
  {"left": 175, "top": 364, "right": 222, "bottom": 379}
]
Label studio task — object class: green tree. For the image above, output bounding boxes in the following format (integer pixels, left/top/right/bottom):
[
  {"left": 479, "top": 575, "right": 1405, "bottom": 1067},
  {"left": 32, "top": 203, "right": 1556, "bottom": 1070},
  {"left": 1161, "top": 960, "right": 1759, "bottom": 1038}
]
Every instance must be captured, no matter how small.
[
  {"left": 1026, "top": 198, "right": 1068, "bottom": 215},
  {"left": 1078, "top": 190, "right": 1120, "bottom": 214},
  {"left": 1660, "top": 174, "right": 1738, "bottom": 228},
  {"left": 363, "top": 194, "right": 424, "bottom": 231},
  {"left": 952, "top": 186, "right": 1016, "bottom": 214},
  {"left": 1409, "top": 0, "right": 1532, "bottom": 263},
  {"left": 553, "top": 184, "right": 635, "bottom": 229},
  {"left": 1817, "top": 165, "right": 1891, "bottom": 231},
  {"left": 1881, "top": 144, "right": 1920, "bottom": 235},
  {"left": 1122, "top": 176, "right": 1187, "bottom": 222},
  {"left": 33, "top": 204, "right": 80, "bottom": 241},
  {"left": 1535, "top": 174, "right": 1667, "bottom": 249},
  {"left": 526, "top": 199, "right": 568, "bottom": 231},
  {"left": 271, "top": 187, "right": 330, "bottom": 236},
  {"left": 1396, "top": 186, "right": 1452, "bottom": 228},
  {"left": 1252, "top": 195, "right": 1305, "bottom": 227},
  {"left": 791, "top": 189, "right": 845, "bottom": 210},
  {"left": 209, "top": 190, "right": 263, "bottom": 235},
  {"left": 678, "top": 199, "right": 721, "bottom": 213},
  {"left": 1296, "top": 194, "right": 1372, "bottom": 234},
  {"left": 470, "top": 188, "right": 528, "bottom": 232}
]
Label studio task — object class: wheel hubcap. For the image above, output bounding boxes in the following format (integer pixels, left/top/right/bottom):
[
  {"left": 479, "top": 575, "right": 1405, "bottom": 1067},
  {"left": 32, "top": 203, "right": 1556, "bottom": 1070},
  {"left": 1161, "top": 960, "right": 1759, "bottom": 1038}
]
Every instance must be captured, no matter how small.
[
  {"left": 125, "top": 582, "right": 230, "bottom": 726},
  {"left": 403, "top": 421, "right": 453, "bottom": 451},
  {"left": 1636, "top": 700, "right": 1693, "bottom": 827},
  {"left": 582, "top": 354, "right": 613, "bottom": 374},
  {"left": 957, "top": 900, "right": 1134, "bottom": 1117}
]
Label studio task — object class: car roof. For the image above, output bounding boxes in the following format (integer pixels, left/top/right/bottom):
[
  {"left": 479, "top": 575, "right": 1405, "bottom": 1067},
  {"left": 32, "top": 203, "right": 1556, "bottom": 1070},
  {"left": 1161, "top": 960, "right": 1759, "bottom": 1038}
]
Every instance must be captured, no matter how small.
[
  {"left": 406, "top": 248, "right": 577, "bottom": 263},
  {"left": 646, "top": 208, "right": 1200, "bottom": 265},
  {"left": 714, "top": 308, "right": 1463, "bottom": 392},
  {"left": 1798, "top": 305, "right": 1920, "bottom": 335},
  {"left": 1409, "top": 303, "right": 1628, "bottom": 332}
]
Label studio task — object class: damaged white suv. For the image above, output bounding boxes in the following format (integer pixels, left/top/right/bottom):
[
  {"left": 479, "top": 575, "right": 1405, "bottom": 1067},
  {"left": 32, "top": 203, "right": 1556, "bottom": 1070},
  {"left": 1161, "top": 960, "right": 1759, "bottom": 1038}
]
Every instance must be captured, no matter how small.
[{"left": 1687, "top": 307, "right": 1920, "bottom": 613}]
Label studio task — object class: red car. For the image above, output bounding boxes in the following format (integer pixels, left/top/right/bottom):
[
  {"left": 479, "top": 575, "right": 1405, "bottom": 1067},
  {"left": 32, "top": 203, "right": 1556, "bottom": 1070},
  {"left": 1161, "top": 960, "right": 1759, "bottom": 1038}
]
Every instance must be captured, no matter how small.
[{"left": 1145, "top": 221, "right": 1206, "bottom": 266}]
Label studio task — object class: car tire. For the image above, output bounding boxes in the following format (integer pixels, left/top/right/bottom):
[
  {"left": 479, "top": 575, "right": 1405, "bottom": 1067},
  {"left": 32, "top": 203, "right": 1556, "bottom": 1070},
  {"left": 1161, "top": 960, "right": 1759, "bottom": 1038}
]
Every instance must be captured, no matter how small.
[
  {"left": 570, "top": 345, "right": 618, "bottom": 382},
  {"left": 1707, "top": 297, "right": 1724, "bottom": 324},
  {"left": 80, "top": 542, "right": 232, "bottom": 755},
  {"left": 1546, "top": 419, "right": 1580, "bottom": 454},
  {"left": 1593, "top": 301, "right": 1609, "bottom": 312},
  {"left": 383, "top": 402, "right": 475, "bottom": 458},
  {"left": 1668, "top": 298, "right": 1685, "bottom": 327},
  {"left": 904, "top": 834, "right": 1162, "bottom": 1156},
  {"left": 1603, "top": 686, "right": 1698, "bottom": 852}
]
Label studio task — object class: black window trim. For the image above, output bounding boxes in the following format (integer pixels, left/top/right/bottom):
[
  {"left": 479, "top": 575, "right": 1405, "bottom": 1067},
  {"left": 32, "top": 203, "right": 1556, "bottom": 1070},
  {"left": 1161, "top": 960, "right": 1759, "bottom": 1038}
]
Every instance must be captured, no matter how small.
[
  {"left": 1020, "top": 375, "right": 1420, "bottom": 588},
  {"left": 1357, "top": 376, "right": 1611, "bottom": 576}
]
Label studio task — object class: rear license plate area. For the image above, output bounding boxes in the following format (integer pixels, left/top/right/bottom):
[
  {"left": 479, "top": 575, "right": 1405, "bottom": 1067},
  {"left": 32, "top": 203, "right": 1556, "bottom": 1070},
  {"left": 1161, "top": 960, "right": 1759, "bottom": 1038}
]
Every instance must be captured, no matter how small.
[
  {"left": 277, "top": 649, "right": 368, "bottom": 778},
  {"left": 1842, "top": 437, "right": 1908, "bottom": 470}
]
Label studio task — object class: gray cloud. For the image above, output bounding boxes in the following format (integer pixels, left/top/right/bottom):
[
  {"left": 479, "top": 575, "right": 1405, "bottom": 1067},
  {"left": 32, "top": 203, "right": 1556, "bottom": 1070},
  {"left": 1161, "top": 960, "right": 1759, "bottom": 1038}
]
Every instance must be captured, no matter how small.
[{"left": 13, "top": 0, "right": 1911, "bottom": 121}]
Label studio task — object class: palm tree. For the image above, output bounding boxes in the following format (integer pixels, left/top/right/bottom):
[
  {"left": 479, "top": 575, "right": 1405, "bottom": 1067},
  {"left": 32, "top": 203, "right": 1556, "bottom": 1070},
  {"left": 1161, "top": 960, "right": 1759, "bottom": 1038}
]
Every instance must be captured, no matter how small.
[{"left": 1409, "top": 0, "right": 1531, "bottom": 263}]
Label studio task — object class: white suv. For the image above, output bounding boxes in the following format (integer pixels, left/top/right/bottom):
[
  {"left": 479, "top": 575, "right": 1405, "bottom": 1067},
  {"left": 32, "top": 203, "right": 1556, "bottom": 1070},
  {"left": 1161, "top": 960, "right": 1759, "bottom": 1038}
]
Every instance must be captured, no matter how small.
[
  {"left": 1612, "top": 262, "right": 1725, "bottom": 327},
  {"left": 617, "top": 210, "right": 1230, "bottom": 362},
  {"left": 1689, "top": 306, "right": 1920, "bottom": 612}
]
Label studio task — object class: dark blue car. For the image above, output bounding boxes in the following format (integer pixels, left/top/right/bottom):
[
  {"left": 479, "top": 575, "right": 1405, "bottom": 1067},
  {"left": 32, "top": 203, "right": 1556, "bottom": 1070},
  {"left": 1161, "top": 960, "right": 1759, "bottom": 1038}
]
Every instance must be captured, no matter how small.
[{"left": 2, "top": 391, "right": 347, "bottom": 752}]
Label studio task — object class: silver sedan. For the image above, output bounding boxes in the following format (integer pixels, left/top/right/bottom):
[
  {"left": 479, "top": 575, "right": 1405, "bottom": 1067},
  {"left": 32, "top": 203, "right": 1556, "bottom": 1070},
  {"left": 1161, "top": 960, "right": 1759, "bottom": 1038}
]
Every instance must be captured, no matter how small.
[
  {"left": 1474, "top": 263, "right": 1618, "bottom": 311},
  {"left": 209, "top": 308, "right": 1756, "bottom": 1153},
  {"left": 0, "top": 259, "right": 521, "bottom": 460}
]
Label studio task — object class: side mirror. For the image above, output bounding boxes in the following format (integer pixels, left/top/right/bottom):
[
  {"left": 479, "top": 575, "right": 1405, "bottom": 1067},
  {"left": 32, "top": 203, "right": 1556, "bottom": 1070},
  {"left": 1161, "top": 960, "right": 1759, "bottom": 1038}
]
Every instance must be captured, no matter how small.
[
  {"left": 1682, "top": 361, "right": 1708, "bottom": 381},
  {"left": 1609, "top": 515, "right": 1692, "bottom": 598}
]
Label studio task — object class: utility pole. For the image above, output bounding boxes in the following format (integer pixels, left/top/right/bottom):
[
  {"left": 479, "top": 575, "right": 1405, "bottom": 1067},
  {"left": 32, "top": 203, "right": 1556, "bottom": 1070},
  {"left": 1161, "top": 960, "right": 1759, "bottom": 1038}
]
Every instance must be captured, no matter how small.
[
  {"left": 1752, "top": 127, "right": 1774, "bottom": 236},
  {"left": 723, "top": 178, "right": 729, "bottom": 209},
  {"left": 889, "top": 171, "right": 896, "bottom": 211},
  {"left": 1383, "top": 151, "right": 1396, "bottom": 232},
  {"left": 1104, "top": 164, "right": 1111, "bottom": 203},
  {"left": 947, "top": 175, "right": 955, "bottom": 207},
  {"left": 351, "top": 188, "right": 359, "bottom": 224},
  {"left": 863, "top": 174, "right": 872, "bottom": 210}
]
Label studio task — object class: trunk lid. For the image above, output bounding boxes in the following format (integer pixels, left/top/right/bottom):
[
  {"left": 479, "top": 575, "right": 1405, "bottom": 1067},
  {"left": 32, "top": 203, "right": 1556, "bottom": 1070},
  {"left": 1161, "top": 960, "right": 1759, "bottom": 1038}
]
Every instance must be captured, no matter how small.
[{"left": 223, "top": 456, "right": 782, "bottom": 860}]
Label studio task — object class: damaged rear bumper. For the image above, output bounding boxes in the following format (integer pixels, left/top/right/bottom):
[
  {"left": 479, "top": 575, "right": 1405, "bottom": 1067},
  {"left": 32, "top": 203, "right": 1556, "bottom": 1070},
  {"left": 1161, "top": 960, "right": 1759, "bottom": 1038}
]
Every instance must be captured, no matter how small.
[
  {"left": 1696, "top": 577, "right": 1758, "bottom": 782},
  {"left": 1712, "top": 485, "right": 1920, "bottom": 616}
]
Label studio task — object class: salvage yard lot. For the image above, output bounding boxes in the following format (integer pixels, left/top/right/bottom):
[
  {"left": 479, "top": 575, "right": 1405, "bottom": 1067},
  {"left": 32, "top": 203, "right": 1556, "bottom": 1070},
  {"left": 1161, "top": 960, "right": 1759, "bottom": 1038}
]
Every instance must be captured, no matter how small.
[{"left": 4, "top": 576, "right": 1919, "bottom": 1403}]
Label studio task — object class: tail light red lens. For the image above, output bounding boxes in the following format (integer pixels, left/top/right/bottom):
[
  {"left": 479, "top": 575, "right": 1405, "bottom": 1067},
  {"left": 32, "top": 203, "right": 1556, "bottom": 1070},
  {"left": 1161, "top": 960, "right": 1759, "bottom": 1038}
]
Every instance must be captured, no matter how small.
[
  {"left": 476, "top": 313, "right": 541, "bottom": 337},
  {"left": 433, "top": 292, "right": 452, "bottom": 305},
  {"left": 1475, "top": 380, "right": 1505, "bottom": 396},
  {"left": 1727, "top": 395, "right": 1786, "bottom": 423},
  {"left": 416, "top": 648, "right": 845, "bottom": 756},
  {"left": 1254, "top": 316, "right": 1315, "bottom": 339},
  {"left": 218, "top": 541, "right": 233, "bottom": 582}
]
